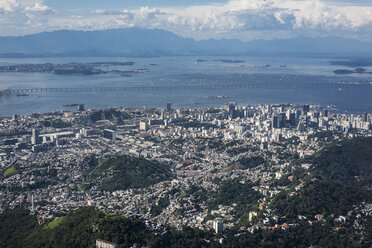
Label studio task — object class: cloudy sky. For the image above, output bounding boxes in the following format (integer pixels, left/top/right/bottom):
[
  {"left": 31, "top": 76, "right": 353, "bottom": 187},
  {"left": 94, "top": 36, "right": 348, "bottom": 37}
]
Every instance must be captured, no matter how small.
[{"left": 1, "top": 0, "right": 372, "bottom": 41}]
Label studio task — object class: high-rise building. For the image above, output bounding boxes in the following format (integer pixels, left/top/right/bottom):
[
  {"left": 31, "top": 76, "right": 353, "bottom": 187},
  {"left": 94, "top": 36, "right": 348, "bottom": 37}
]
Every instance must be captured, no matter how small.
[
  {"left": 31, "top": 194, "right": 34, "bottom": 212},
  {"left": 103, "top": 129, "right": 116, "bottom": 140},
  {"left": 275, "top": 134, "right": 283, "bottom": 143},
  {"left": 199, "top": 112, "right": 205, "bottom": 122},
  {"left": 81, "top": 128, "right": 95, "bottom": 137},
  {"left": 279, "top": 112, "right": 286, "bottom": 128},
  {"left": 228, "top": 103, "right": 235, "bottom": 112},
  {"left": 364, "top": 112, "right": 368, "bottom": 122},
  {"left": 78, "top": 104, "right": 85, "bottom": 111},
  {"left": 213, "top": 220, "right": 223, "bottom": 234},
  {"left": 303, "top": 104, "right": 310, "bottom": 113},
  {"left": 286, "top": 109, "right": 291, "bottom": 120},
  {"left": 31, "top": 128, "right": 40, "bottom": 145},
  {"left": 296, "top": 110, "right": 302, "bottom": 122},
  {"left": 272, "top": 115, "right": 279, "bottom": 128},
  {"left": 166, "top": 102, "right": 172, "bottom": 113},
  {"left": 289, "top": 113, "right": 296, "bottom": 126},
  {"left": 139, "top": 121, "right": 148, "bottom": 131},
  {"left": 229, "top": 103, "right": 236, "bottom": 119}
]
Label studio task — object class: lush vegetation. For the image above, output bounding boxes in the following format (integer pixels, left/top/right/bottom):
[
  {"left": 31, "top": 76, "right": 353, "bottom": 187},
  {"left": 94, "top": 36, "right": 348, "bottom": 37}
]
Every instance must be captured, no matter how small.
[
  {"left": 1, "top": 206, "right": 366, "bottom": 248},
  {"left": 207, "top": 139, "right": 244, "bottom": 153},
  {"left": 0, "top": 207, "right": 38, "bottom": 248},
  {"left": 226, "top": 146, "right": 257, "bottom": 156},
  {"left": 307, "top": 130, "right": 338, "bottom": 140},
  {"left": 365, "top": 216, "right": 372, "bottom": 246},
  {"left": 28, "top": 207, "right": 160, "bottom": 248},
  {"left": 0, "top": 207, "right": 218, "bottom": 248},
  {"left": 271, "top": 178, "right": 366, "bottom": 220},
  {"left": 88, "top": 109, "right": 129, "bottom": 123},
  {"left": 271, "top": 137, "right": 372, "bottom": 221},
  {"left": 42, "top": 119, "right": 72, "bottom": 128},
  {"left": 87, "top": 155, "right": 173, "bottom": 191},
  {"left": 233, "top": 156, "right": 265, "bottom": 170},
  {"left": 223, "top": 221, "right": 356, "bottom": 248},
  {"left": 150, "top": 197, "right": 170, "bottom": 216},
  {"left": 206, "top": 179, "right": 261, "bottom": 212},
  {"left": 307, "top": 137, "right": 372, "bottom": 186},
  {"left": 43, "top": 216, "right": 65, "bottom": 229},
  {"left": 0, "top": 165, "right": 19, "bottom": 179}
]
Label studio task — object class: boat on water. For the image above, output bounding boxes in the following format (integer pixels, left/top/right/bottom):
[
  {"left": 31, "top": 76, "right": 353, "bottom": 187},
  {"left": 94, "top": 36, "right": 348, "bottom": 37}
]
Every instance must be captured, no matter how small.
[
  {"left": 326, "top": 105, "right": 337, "bottom": 110},
  {"left": 208, "top": 95, "right": 230, "bottom": 99}
]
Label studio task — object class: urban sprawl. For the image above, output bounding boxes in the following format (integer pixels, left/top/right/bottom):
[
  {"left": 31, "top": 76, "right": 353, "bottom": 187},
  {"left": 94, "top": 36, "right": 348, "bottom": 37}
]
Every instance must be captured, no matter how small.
[{"left": 1, "top": 103, "right": 371, "bottom": 236}]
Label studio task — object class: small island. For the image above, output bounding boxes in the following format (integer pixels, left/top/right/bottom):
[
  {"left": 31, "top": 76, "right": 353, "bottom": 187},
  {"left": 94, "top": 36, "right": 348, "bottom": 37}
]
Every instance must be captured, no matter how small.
[
  {"left": 333, "top": 67, "right": 370, "bottom": 75},
  {"left": 0, "top": 62, "right": 148, "bottom": 76},
  {"left": 214, "top": 59, "right": 245, "bottom": 63}
]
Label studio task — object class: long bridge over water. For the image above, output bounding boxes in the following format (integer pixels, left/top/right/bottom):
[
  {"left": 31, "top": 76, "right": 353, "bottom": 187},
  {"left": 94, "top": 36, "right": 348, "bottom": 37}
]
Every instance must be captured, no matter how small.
[{"left": 1, "top": 82, "right": 371, "bottom": 95}]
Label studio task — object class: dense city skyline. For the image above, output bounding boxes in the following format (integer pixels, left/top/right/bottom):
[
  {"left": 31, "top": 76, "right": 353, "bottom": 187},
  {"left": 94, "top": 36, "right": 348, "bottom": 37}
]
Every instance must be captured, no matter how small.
[{"left": 1, "top": 1, "right": 372, "bottom": 247}]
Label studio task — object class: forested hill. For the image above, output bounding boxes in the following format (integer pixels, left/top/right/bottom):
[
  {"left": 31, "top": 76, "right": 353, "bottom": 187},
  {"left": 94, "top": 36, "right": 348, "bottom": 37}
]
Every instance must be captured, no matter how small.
[
  {"left": 83, "top": 155, "right": 173, "bottom": 191},
  {"left": 270, "top": 136, "right": 372, "bottom": 221},
  {"left": 307, "top": 136, "right": 372, "bottom": 185},
  {"left": 0, "top": 207, "right": 217, "bottom": 248}
]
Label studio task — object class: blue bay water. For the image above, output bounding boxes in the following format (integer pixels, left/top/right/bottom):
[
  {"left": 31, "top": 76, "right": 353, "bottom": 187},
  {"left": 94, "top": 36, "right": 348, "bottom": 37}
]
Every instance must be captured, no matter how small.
[{"left": 0, "top": 56, "right": 371, "bottom": 116}]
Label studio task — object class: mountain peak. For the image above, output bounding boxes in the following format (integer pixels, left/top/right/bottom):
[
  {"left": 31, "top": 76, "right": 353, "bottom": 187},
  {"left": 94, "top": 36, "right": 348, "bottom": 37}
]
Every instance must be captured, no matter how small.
[{"left": 0, "top": 28, "right": 371, "bottom": 57}]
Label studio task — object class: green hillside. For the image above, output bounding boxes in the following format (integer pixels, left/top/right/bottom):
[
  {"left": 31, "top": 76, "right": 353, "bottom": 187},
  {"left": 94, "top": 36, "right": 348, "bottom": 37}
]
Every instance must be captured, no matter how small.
[
  {"left": 308, "top": 137, "right": 372, "bottom": 185},
  {"left": 88, "top": 109, "right": 129, "bottom": 123},
  {"left": 86, "top": 155, "right": 173, "bottom": 191},
  {"left": 1, "top": 206, "right": 366, "bottom": 248},
  {"left": 0, "top": 207, "right": 217, "bottom": 248},
  {"left": 0, "top": 207, "right": 38, "bottom": 248},
  {"left": 0, "top": 207, "right": 160, "bottom": 248},
  {"left": 271, "top": 137, "right": 372, "bottom": 220}
]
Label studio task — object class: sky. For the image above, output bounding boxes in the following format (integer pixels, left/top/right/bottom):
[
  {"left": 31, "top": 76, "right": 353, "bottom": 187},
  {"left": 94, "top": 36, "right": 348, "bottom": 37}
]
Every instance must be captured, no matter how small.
[{"left": 0, "top": 0, "right": 372, "bottom": 41}]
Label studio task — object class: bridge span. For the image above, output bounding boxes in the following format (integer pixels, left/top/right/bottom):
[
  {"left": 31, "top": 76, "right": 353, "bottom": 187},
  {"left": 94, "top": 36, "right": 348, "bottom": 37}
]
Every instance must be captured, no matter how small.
[{"left": 1, "top": 82, "right": 371, "bottom": 95}]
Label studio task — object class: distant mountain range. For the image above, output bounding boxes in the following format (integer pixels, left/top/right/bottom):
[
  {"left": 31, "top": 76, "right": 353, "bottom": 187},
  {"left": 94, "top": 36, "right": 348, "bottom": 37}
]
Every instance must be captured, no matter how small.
[{"left": 0, "top": 28, "right": 371, "bottom": 57}]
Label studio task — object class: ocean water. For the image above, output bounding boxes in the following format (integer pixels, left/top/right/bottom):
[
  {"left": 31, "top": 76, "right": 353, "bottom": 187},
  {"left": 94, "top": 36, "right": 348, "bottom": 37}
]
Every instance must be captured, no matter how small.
[{"left": 0, "top": 56, "right": 371, "bottom": 116}]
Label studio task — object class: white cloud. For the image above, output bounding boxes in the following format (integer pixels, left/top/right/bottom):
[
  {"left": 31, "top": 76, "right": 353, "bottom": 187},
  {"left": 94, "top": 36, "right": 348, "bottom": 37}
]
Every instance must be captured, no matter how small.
[
  {"left": 169, "top": 0, "right": 372, "bottom": 39},
  {"left": 0, "top": 0, "right": 371, "bottom": 41},
  {"left": 25, "top": 3, "right": 54, "bottom": 14},
  {"left": 90, "top": 9, "right": 130, "bottom": 15},
  {"left": 0, "top": 0, "right": 55, "bottom": 36},
  {"left": 0, "top": 0, "right": 19, "bottom": 13}
]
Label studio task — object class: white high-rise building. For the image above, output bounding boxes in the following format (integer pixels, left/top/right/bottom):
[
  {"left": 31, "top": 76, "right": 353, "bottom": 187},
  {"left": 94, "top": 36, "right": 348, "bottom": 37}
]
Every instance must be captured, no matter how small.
[
  {"left": 213, "top": 220, "right": 223, "bottom": 234},
  {"left": 31, "top": 128, "right": 40, "bottom": 145},
  {"left": 139, "top": 121, "right": 148, "bottom": 131},
  {"left": 31, "top": 194, "right": 34, "bottom": 211}
]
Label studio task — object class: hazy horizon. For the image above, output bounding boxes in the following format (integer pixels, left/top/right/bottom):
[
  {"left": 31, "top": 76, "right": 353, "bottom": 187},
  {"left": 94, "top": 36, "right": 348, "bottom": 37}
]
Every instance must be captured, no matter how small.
[
  {"left": 1, "top": 2, "right": 372, "bottom": 248},
  {"left": 1, "top": 0, "right": 372, "bottom": 41}
]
